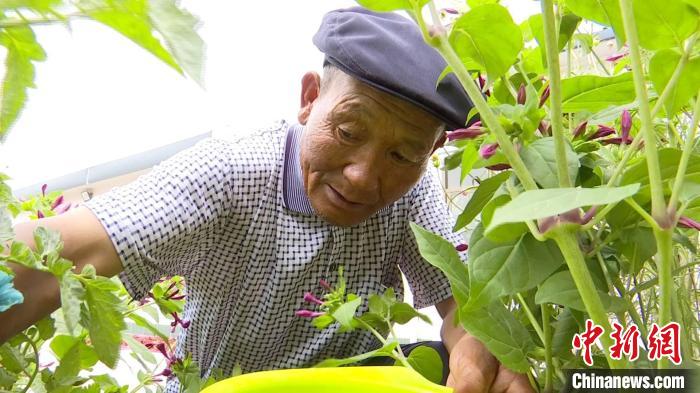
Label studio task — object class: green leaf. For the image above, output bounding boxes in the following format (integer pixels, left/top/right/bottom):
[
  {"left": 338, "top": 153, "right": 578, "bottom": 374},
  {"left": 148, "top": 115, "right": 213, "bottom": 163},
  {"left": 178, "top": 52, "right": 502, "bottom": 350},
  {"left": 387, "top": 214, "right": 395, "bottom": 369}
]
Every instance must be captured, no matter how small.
[
  {"left": 649, "top": 49, "right": 700, "bottom": 116},
  {"left": 551, "top": 308, "right": 583, "bottom": 358},
  {"left": 467, "top": 0, "right": 499, "bottom": 7},
  {"left": 406, "top": 345, "right": 443, "bottom": 384},
  {"left": 534, "top": 271, "right": 626, "bottom": 312},
  {"left": 123, "top": 334, "right": 156, "bottom": 364},
  {"left": 685, "top": 0, "right": 700, "bottom": 11},
  {"left": 0, "top": 367, "right": 17, "bottom": 389},
  {"left": 631, "top": 0, "right": 697, "bottom": 50},
  {"left": 613, "top": 226, "right": 657, "bottom": 275},
  {"left": 467, "top": 225, "right": 564, "bottom": 309},
  {"left": 368, "top": 294, "right": 389, "bottom": 316},
  {"left": 390, "top": 302, "right": 431, "bottom": 324},
  {"left": 50, "top": 335, "right": 98, "bottom": 371},
  {"left": 59, "top": 273, "right": 85, "bottom": 336},
  {"left": 0, "top": 26, "right": 45, "bottom": 141},
  {"left": 488, "top": 184, "right": 640, "bottom": 230},
  {"left": 573, "top": 33, "right": 594, "bottom": 54},
  {"left": 9, "top": 241, "right": 41, "bottom": 270},
  {"left": 0, "top": 343, "right": 26, "bottom": 373},
  {"left": 83, "top": 277, "right": 126, "bottom": 368},
  {"left": 128, "top": 313, "right": 169, "bottom": 341},
  {"left": 481, "top": 192, "right": 529, "bottom": 242},
  {"left": 313, "top": 340, "right": 399, "bottom": 367},
  {"left": 527, "top": 13, "right": 581, "bottom": 52},
  {"left": 0, "top": 0, "right": 61, "bottom": 12},
  {"left": 354, "top": 0, "right": 429, "bottom": 11},
  {"left": 566, "top": 0, "right": 626, "bottom": 43},
  {"left": 453, "top": 171, "right": 511, "bottom": 231},
  {"left": 520, "top": 137, "right": 579, "bottom": 189},
  {"left": 561, "top": 73, "right": 636, "bottom": 113},
  {"left": 449, "top": 4, "right": 522, "bottom": 79},
  {"left": 356, "top": 312, "right": 389, "bottom": 335},
  {"left": 33, "top": 226, "right": 62, "bottom": 258},
  {"left": 460, "top": 144, "right": 479, "bottom": 184},
  {"left": 410, "top": 223, "right": 469, "bottom": 306},
  {"left": 0, "top": 208, "right": 13, "bottom": 248},
  {"left": 148, "top": 0, "right": 205, "bottom": 85},
  {"left": 459, "top": 301, "right": 533, "bottom": 373},
  {"left": 35, "top": 316, "right": 56, "bottom": 340},
  {"left": 331, "top": 296, "right": 362, "bottom": 332},
  {"left": 79, "top": 0, "right": 181, "bottom": 74}
]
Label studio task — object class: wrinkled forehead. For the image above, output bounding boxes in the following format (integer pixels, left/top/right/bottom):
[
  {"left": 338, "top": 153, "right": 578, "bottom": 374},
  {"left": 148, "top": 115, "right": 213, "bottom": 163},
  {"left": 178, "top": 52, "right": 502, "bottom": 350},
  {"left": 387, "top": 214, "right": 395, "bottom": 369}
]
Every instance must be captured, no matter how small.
[{"left": 324, "top": 72, "right": 446, "bottom": 139}]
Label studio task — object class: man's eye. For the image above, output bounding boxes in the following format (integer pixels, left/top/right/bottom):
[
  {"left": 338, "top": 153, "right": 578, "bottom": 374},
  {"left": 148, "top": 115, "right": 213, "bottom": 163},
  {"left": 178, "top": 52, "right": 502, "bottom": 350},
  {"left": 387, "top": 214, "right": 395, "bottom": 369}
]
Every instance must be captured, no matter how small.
[
  {"left": 338, "top": 128, "right": 354, "bottom": 140},
  {"left": 392, "top": 151, "right": 413, "bottom": 164}
]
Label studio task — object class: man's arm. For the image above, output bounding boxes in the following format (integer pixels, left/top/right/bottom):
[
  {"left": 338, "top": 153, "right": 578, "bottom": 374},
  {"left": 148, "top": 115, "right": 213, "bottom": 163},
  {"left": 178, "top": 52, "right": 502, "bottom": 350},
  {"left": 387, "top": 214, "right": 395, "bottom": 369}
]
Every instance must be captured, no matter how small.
[
  {"left": 0, "top": 206, "right": 122, "bottom": 343},
  {"left": 436, "top": 296, "right": 533, "bottom": 393}
]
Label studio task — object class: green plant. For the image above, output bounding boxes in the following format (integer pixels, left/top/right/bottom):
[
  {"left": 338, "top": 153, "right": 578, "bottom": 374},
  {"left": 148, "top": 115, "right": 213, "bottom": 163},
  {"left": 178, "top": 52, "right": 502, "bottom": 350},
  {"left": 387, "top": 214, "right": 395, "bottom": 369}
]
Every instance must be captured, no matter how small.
[
  {"left": 0, "top": 1, "right": 212, "bottom": 391},
  {"left": 356, "top": 0, "right": 700, "bottom": 390}
]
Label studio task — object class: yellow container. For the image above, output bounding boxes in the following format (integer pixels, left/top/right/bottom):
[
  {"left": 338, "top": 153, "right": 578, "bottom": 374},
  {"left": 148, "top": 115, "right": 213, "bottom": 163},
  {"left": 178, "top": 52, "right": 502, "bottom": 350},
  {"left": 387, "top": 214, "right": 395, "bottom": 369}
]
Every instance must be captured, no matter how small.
[{"left": 201, "top": 366, "right": 453, "bottom": 393}]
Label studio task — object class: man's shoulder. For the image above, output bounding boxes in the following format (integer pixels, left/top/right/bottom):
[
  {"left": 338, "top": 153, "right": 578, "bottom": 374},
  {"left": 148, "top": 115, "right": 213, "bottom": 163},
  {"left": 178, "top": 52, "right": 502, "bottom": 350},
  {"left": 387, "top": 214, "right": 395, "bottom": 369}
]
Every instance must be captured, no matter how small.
[{"left": 201, "top": 120, "right": 289, "bottom": 171}]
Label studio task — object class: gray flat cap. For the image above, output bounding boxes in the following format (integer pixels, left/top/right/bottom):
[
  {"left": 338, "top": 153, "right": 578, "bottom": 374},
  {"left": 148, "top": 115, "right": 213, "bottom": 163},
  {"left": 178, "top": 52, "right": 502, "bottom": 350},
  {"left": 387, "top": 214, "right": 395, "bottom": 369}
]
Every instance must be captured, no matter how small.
[{"left": 313, "top": 7, "right": 475, "bottom": 131}]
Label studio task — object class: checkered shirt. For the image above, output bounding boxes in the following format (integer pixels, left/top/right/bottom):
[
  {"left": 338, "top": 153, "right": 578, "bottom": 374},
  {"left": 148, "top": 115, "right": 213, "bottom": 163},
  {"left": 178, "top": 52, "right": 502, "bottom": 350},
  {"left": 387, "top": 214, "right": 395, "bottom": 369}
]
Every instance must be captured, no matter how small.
[{"left": 85, "top": 121, "right": 465, "bottom": 390}]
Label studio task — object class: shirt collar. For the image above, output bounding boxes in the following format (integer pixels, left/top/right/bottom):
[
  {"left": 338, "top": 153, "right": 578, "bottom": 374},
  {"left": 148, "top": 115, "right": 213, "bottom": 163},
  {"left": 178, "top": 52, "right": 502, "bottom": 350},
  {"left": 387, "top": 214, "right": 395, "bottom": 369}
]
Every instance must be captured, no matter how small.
[{"left": 282, "top": 124, "right": 315, "bottom": 215}]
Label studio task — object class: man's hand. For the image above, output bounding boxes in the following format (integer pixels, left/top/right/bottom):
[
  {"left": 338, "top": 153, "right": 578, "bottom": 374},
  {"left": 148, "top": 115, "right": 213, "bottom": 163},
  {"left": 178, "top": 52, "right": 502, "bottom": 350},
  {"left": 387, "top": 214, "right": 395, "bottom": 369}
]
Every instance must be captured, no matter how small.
[
  {"left": 446, "top": 334, "right": 533, "bottom": 393},
  {"left": 436, "top": 297, "right": 533, "bottom": 393}
]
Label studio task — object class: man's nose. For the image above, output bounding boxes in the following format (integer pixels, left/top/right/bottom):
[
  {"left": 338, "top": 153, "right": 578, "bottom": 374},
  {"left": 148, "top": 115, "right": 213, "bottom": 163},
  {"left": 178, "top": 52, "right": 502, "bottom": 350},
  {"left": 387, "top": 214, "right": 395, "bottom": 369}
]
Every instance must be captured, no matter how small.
[{"left": 342, "top": 155, "right": 381, "bottom": 200}]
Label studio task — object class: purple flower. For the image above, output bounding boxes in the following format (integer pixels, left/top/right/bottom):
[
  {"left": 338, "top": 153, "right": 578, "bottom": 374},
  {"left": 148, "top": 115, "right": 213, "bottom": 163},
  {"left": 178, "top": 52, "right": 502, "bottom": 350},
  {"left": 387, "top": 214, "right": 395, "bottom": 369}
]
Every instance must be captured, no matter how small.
[
  {"left": 53, "top": 202, "right": 72, "bottom": 215},
  {"left": 50, "top": 195, "right": 64, "bottom": 210},
  {"left": 517, "top": 84, "right": 526, "bottom": 105},
  {"left": 170, "top": 312, "right": 190, "bottom": 332},
  {"left": 41, "top": 184, "right": 47, "bottom": 196},
  {"left": 446, "top": 122, "right": 484, "bottom": 141},
  {"left": 295, "top": 310, "right": 325, "bottom": 318},
  {"left": 601, "top": 137, "right": 629, "bottom": 145},
  {"left": 485, "top": 163, "right": 511, "bottom": 171},
  {"left": 606, "top": 53, "right": 627, "bottom": 62},
  {"left": 478, "top": 73, "right": 486, "bottom": 90},
  {"left": 573, "top": 121, "right": 588, "bottom": 139},
  {"left": 582, "top": 207, "right": 597, "bottom": 224},
  {"left": 539, "top": 85, "right": 550, "bottom": 107},
  {"left": 587, "top": 125, "right": 616, "bottom": 140},
  {"left": 303, "top": 292, "right": 324, "bottom": 305},
  {"left": 620, "top": 110, "right": 632, "bottom": 141},
  {"left": 678, "top": 216, "right": 700, "bottom": 230},
  {"left": 538, "top": 121, "right": 551, "bottom": 136},
  {"left": 479, "top": 143, "right": 499, "bottom": 159},
  {"left": 442, "top": 8, "right": 459, "bottom": 14},
  {"left": 37, "top": 210, "right": 45, "bottom": 219},
  {"left": 319, "top": 279, "right": 332, "bottom": 291},
  {"left": 455, "top": 244, "right": 468, "bottom": 252}
]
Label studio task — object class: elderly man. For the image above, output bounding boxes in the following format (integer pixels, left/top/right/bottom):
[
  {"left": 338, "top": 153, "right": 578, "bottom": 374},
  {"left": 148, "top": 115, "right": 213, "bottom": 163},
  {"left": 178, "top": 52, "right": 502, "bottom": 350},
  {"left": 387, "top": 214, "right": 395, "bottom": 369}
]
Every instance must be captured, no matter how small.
[{"left": 1, "top": 7, "right": 531, "bottom": 393}]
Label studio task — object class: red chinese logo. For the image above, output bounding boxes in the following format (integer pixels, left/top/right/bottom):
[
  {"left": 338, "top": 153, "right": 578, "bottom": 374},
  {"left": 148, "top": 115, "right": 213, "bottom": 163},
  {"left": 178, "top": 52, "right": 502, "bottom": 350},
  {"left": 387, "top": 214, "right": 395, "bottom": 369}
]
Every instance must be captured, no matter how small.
[
  {"left": 647, "top": 322, "right": 682, "bottom": 365},
  {"left": 609, "top": 322, "right": 640, "bottom": 361},
  {"left": 572, "top": 319, "right": 604, "bottom": 366}
]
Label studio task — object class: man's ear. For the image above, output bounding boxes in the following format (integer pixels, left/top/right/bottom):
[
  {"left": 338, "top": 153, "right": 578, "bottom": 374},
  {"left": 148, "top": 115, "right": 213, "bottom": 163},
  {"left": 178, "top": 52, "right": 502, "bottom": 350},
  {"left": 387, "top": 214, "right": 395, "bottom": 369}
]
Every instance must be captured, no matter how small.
[
  {"left": 432, "top": 132, "right": 447, "bottom": 152},
  {"left": 298, "top": 71, "right": 321, "bottom": 125}
]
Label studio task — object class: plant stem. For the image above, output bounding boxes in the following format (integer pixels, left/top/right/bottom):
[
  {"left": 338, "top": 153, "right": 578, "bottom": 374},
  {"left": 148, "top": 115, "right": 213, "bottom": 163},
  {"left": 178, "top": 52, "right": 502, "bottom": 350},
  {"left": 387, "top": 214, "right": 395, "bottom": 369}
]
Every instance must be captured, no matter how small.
[
  {"left": 423, "top": 2, "right": 538, "bottom": 191},
  {"left": 19, "top": 334, "right": 39, "bottom": 393},
  {"left": 653, "top": 228, "right": 675, "bottom": 369},
  {"left": 540, "top": 0, "right": 571, "bottom": 188},
  {"left": 581, "top": 202, "right": 620, "bottom": 230},
  {"left": 628, "top": 260, "right": 700, "bottom": 295},
  {"left": 590, "top": 49, "right": 612, "bottom": 76},
  {"left": 516, "top": 293, "right": 545, "bottom": 344},
  {"left": 669, "top": 98, "right": 700, "bottom": 213},
  {"left": 651, "top": 34, "right": 698, "bottom": 121},
  {"left": 541, "top": 304, "right": 553, "bottom": 392},
  {"left": 624, "top": 198, "right": 661, "bottom": 231},
  {"left": 618, "top": 0, "right": 666, "bottom": 222},
  {"left": 552, "top": 230, "right": 624, "bottom": 368}
]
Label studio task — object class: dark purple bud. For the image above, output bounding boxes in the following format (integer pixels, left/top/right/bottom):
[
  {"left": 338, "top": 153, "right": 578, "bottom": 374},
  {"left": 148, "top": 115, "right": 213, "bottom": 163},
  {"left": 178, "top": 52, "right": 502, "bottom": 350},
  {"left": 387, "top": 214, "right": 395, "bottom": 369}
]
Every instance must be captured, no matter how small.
[
  {"left": 601, "top": 137, "right": 631, "bottom": 145},
  {"left": 37, "top": 210, "right": 45, "bottom": 219},
  {"left": 485, "top": 163, "right": 511, "bottom": 171},
  {"left": 169, "top": 294, "right": 185, "bottom": 301},
  {"left": 620, "top": 110, "right": 632, "bottom": 140},
  {"left": 587, "top": 125, "right": 616, "bottom": 140},
  {"left": 606, "top": 53, "right": 627, "bottom": 62},
  {"left": 516, "top": 84, "right": 526, "bottom": 105},
  {"left": 155, "top": 343, "right": 172, "bottom": 361},
  {"left": 303, "top": 292, "right": 324, "bottom": 305},
  {"left": 318, "top": 279, "right": 332, "bottom": 291},
  {"left": 50, "top": 195, "right": 64, "bottom": 210},
  {"left": 446, "top": 126, "right": 485, "bottom": 141},
  {"left": 479, "top": 143, "right": 499, "bottom": 159},
  {"left": 41, "top": 184, "right": 47, "bottom": 196},
  {"left": 678, "top": 216, "right": 700, "bottom": 230},
  {"left": 295, "top": 309, "right": 325, "bottom": 318},
  {"left": 582, "top": 207, "right": 597, "bottom": 224},
  {"left": 573, "top": 121, "right": 588, "bottom": 139},
  {"left": 455, "top": 244, "right": 468, "bottom": 252},
  {"left": 181, "top": 320, "right": 190, "bottom": 329},
  {"left": 538, "top": 121, "right": 551, "bottom": 136},
  {"left": 442, "top": 8, "right": 459, "bottom": 14},
  {"left": 539, "top": 85, "right": 550, "bottom": 107},
  {"left": 159, "top": 368, "right": 172, "bottom": 377},
  {"left": 478, "top": 73, "right": 486, "bottom": 91}
]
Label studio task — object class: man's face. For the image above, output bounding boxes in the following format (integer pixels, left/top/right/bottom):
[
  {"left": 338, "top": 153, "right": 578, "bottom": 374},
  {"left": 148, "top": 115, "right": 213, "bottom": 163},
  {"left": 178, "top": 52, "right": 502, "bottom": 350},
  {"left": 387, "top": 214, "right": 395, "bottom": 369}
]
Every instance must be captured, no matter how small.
[{"left": 298, "top": 70, "right": 444, "bottom": 227}]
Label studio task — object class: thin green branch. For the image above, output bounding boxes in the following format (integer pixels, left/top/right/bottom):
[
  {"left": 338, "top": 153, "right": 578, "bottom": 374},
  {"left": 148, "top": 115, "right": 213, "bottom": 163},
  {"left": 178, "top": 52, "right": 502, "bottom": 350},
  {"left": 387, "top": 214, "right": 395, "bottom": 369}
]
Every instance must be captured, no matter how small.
[
  {"left": 669, "top": 98, "right": 700, "bottom": 213},
  {"left": 624, "top": 198, "right": 661, "bottom": 231},
  {"left": 19, "top": 334, "right": 39, "bottom": 393},
  {"left": 581, "top": 202, "right": 620, "bottom": 230},
  {"left": 516, "top": 293, "right": 545, "bottom": 344},
  {"left": 618, "top": 0, "right": 666, "bottom": 222},
  {"left": 540, "top": 0, "right": 571, "bottom": 188},
  {"left": 541, "top": 304, "right": 553, "bottom": 392}
]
